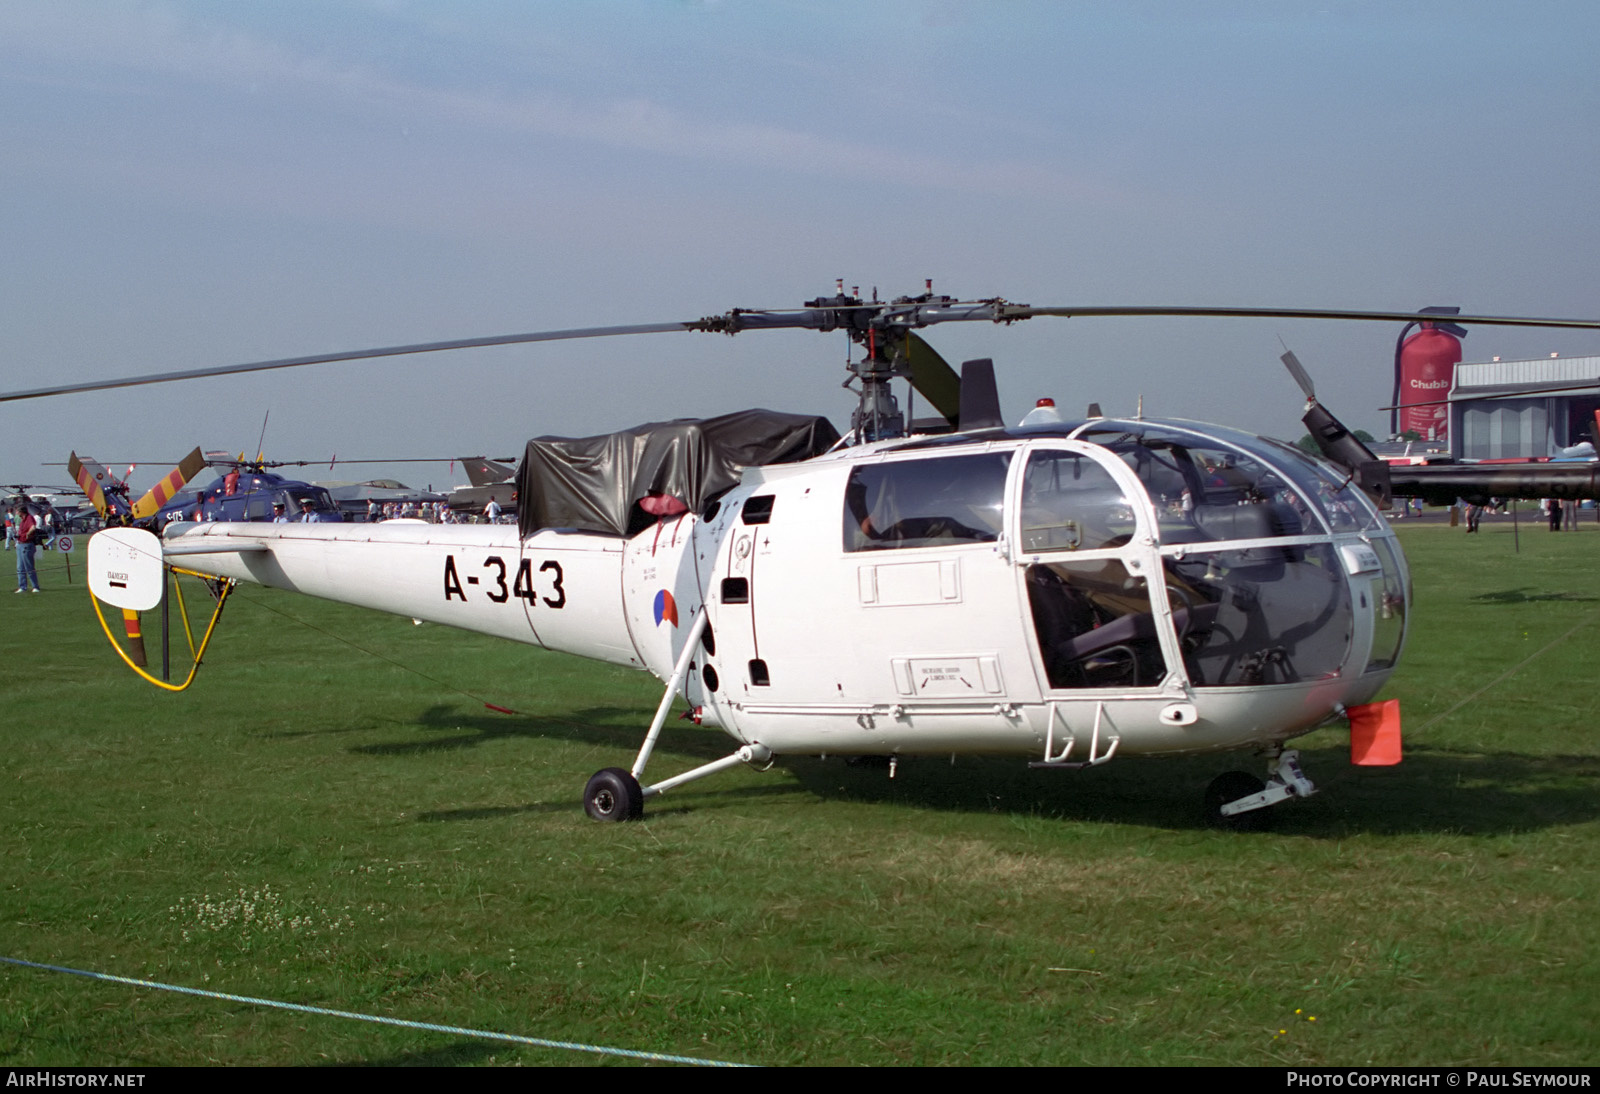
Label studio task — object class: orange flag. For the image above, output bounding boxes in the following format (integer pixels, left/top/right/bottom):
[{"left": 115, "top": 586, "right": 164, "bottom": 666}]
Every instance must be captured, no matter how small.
[{"left": 1349, "top": 699, "right": 1402, "bottom": 766}]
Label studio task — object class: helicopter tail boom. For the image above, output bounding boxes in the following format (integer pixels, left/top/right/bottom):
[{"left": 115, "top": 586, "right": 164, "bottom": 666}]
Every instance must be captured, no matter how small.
[{"left": 155, "top": 522, "right": 642, "bottom": 669}]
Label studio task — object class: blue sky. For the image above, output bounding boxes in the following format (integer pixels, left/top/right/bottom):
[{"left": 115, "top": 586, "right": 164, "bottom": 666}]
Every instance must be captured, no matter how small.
[{"left": 4, "top": 1, "right": 1598, "bottom": 492}]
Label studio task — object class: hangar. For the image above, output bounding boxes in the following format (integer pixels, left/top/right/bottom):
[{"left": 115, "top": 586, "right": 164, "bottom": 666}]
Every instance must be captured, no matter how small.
[{"left": 1447, "top": 354, "right": 1600, "bottom": 460}]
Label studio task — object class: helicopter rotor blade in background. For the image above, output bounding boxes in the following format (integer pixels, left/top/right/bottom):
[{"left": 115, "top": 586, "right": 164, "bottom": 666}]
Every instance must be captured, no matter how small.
[
  {"left": 1279, "top": 350, "right": 1318, "bottom": 403},
  {"left": 130, "top": 447, "right": 207, "bottom": 520},
  {"left": 1276, "top": 347, "right": 1392, "bottom": 507},
  {"left": 254, "top": 410, "right": 271, "bottom": 467},
  {"left": 1389, "top": 461, "right": 1600, "bottom": 506},
  {"left": 67, "top": 452, "right": 118, "bottom": 517}
]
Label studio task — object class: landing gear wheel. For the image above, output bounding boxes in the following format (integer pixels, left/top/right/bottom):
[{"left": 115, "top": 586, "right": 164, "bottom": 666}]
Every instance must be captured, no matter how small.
[
  {"left": 1204, "top": 770, "right": 1271, "bottom": 831},
  {"left": 584, "top": 767, "right": 644, "bottom": 822}
]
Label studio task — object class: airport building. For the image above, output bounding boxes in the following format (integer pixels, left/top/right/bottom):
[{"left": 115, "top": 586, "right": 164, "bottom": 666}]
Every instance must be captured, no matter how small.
[{"left": 1447, "top": 354, "right": 1600, "bottom": 460}]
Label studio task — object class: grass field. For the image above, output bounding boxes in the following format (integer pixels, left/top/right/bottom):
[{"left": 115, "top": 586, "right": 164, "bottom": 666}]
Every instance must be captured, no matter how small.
[{"left": 2, "top": 518, "right": 1597, "bottom": 1066}]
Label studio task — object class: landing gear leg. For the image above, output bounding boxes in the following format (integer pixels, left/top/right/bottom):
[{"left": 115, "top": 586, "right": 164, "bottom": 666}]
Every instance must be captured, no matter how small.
[
  {"left": 581, "top": 608, "right": 775, "bottom": 820},
  {"left": 1204, "top": 748, "right": 1317, "bottom": 830},
  {"left": 581, "top": 610, "right": 708, "bottom": 822},
  {"left": 581, "top": 744, "right": 773, "bottom": 822},
  {"left": 1204, "top": 770, "right": 1269, "bottom": 831}
]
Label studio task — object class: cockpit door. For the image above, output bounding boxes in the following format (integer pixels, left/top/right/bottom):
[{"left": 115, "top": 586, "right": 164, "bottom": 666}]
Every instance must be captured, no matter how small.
[{"left": 1012, "top": 442, "right": 1187, "bottom": 695}]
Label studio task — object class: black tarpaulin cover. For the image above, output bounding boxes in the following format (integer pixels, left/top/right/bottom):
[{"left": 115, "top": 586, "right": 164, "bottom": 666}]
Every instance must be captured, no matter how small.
[{"left": 516, "top": 409, "right": 840, "bottom": 537}]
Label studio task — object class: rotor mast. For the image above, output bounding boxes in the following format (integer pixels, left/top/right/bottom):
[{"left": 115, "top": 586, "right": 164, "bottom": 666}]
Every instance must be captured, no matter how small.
[{"left": 691, "top": 280, "right": 1016, "bottom": 441}]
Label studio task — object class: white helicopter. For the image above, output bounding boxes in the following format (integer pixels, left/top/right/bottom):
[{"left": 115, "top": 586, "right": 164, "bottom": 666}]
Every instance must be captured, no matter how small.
[{"left": 14, "top": 287, "right": 1600, "bottom": 827}]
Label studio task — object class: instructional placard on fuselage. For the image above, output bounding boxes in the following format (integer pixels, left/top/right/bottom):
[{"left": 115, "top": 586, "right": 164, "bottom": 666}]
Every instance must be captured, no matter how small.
[{"left": 891, "top": 656, "right": 1004, "bottom": 697}]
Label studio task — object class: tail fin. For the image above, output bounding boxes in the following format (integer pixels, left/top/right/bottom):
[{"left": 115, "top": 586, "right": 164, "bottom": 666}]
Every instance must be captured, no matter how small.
[{"left": 459, "top": 457, "right": 516, "bottom": 487}]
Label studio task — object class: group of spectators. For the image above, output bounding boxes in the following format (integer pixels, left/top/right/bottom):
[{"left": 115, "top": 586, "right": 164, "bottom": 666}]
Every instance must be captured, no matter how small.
[
  {"left": 1540, "top": 497, "right": 1584, "bottom": 532},
  {"left": 364, "top": 497, "right": 511, "bottom": 523},
  {"left": 1458, "top": 497, "right": 1586, "bottom": 533}
]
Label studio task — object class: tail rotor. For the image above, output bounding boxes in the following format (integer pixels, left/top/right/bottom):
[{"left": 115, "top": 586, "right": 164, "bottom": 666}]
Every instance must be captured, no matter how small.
[{"left": 72, "top": 447, "right": 208, "bottom": 667}]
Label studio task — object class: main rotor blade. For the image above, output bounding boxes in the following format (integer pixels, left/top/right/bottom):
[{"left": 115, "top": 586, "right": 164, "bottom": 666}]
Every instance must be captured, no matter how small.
[
  {"left": 44, "top": 455, "right": 518, "bottom": 467},
  {"left": 1001, "top": 304, "right": 1600, "bottom": 329},
  {"left": 904, "top": 332, "right": 962, "bottom": 425},
  {"left": 0, "top": 322, "right": 694, "bottom": 404},
  {"left": 10, "top": 300, "right": 1599, "bottom": 408}
]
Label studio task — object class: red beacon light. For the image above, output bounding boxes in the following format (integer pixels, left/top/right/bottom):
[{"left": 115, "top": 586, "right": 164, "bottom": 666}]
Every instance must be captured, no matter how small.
[{"left": 1020, "top": 397, "right": 1065, "bottom": 427}]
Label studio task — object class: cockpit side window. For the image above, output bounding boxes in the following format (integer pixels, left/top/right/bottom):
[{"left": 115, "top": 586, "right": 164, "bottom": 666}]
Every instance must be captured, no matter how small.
[
  {"left": 1018, "top": 449, "right": 1169, "bottom": 688},
  {"left": 1160, "top": 543, "right": 1352, "bottom": 686},
  {"left": 843, "top": 452, "right": 1011, "bottom": 552},
  {"left": 1019, "top": 452, "right": 1138, "bottom": 552},
  {"left": 1257, "top": 439, "right": 1381, "bottom": 533},
  {"left": 1085, "top": 433, "right": 1313, "bottom": 544}
]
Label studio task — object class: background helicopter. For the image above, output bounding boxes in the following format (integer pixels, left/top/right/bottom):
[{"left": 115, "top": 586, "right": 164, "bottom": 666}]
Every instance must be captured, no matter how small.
[
  {"left": 61, "top": 449, "right": 528, "bottom": 525},
  {"left": 159, "top": 453, "right": 344, "bottom": 524},
  {"left": 64, "top": 449, "right": 344, "bottom": 524},
  {"left": 19, "top": 288, "right": 1600, "bottom": 828},
  {"left": 65, "top": 451, "right": 458, "bottom": 524},
  {"left": 2, "top": 484, "right": 89, "bottom": 534}
]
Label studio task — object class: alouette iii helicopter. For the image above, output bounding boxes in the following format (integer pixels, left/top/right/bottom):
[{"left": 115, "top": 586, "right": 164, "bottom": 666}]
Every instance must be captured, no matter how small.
[{"left": 12, "top": 286, "right": 1600, "bottom": 827}]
